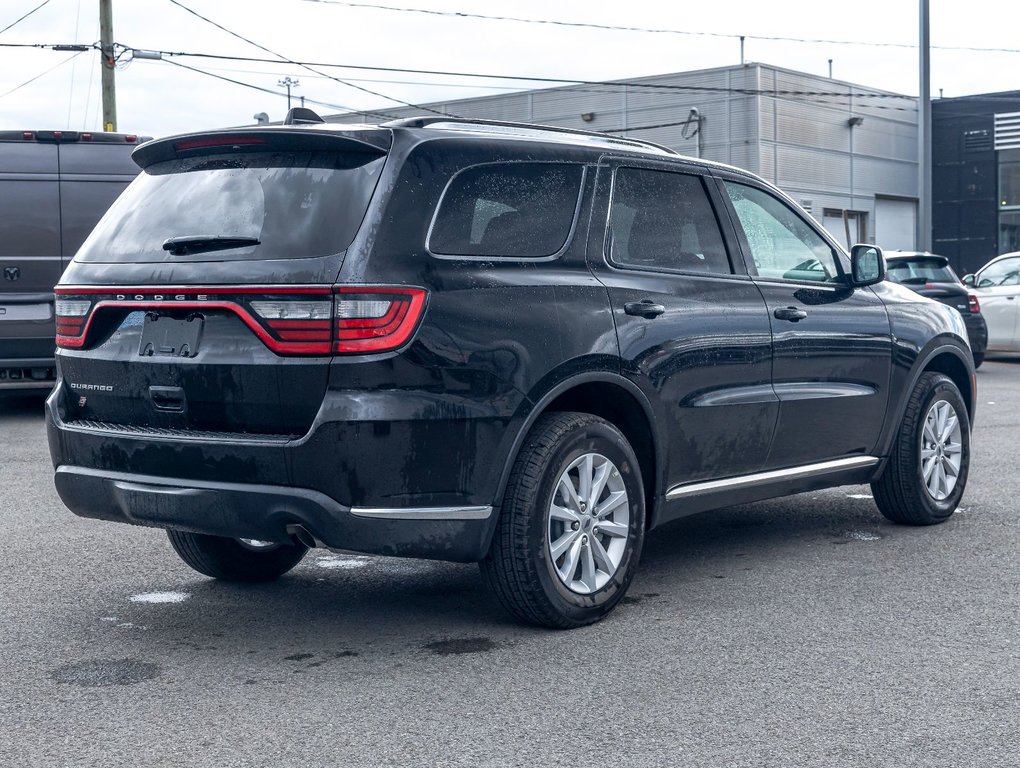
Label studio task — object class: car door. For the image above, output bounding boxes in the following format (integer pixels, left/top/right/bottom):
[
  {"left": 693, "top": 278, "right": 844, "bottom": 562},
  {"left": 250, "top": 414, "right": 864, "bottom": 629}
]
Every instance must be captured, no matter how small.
[
  {"left": 971, "top": 256, "right": 1020, "bottom": 350},
  {"left": 715, "top": 175, "right": 893, "bottom": 469},
  {"left": 588, "top": 160, "right": 776, "bottom": 493}
]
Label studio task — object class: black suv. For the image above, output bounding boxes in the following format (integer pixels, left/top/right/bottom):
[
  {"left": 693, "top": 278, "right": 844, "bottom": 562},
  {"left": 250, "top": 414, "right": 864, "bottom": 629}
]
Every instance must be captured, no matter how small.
[{"left": 48, "top": 112, "right": 975, "bottom": 628}]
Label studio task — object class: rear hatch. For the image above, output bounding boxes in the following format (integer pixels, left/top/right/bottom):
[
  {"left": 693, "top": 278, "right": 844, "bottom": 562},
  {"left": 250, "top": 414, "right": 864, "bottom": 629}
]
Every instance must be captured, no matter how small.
[
  {"left": 885, "top": 254, "right": 973, "bottom": 315},
  {"left": 55, "top": 127, "right": 391, "bottom": 437}
]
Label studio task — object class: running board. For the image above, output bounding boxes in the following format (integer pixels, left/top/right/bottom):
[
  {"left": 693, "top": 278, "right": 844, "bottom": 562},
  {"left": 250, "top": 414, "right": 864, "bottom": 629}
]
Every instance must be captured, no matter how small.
[{"left": 666, "top": 456, "right": 880, "bottom": 501}]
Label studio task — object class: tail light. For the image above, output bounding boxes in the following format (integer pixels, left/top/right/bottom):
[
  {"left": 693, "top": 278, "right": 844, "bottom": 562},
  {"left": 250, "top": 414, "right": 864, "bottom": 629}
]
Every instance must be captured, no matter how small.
[
  {"left": 334, "top": 287, "right": 427, "bottom": 354},
  {"left": 53, "top": 286, "right": 427, "bottom": 356},
  {"left": 968, "top": 292, "right": 981, "bottom": 314},
  {"left": 54, "top": 299, "right": 92, "bottom": 348}
]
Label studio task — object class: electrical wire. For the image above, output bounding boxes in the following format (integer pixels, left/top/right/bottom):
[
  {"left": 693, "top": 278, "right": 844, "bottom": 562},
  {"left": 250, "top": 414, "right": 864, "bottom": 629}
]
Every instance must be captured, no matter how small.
[
  {"left": 0, "top": 0, "right": 52, "bottom": 38},
  {"left": 166, "top": 0, "right": 455, "bottom": 116},
  {"left": 0, "top": 49, "right": 85, "bottom": 100},
  {"left": 299, "top": 0, "right": 1020, "bottom": 55}
]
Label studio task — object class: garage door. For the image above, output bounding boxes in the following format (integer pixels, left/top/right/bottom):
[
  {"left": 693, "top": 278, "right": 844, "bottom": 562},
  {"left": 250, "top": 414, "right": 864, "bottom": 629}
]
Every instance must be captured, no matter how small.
[{"left": 875, "top": 198, "right": 916, "bottom": 251}]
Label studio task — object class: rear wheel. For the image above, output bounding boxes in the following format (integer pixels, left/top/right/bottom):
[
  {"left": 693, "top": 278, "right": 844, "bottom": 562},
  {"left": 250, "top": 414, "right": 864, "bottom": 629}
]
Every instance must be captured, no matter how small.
[
  {"left": 972, "top": 352, "right": 984, "bottom": 369},
  {"left": 872, "top": 372, "right": 970, "bottom": 525},
  {"left": 481, "top": 412, "right": 645, "bottom": 629},
  {"left": 166, "top": 530, "right": 308, "bottom": 582}
]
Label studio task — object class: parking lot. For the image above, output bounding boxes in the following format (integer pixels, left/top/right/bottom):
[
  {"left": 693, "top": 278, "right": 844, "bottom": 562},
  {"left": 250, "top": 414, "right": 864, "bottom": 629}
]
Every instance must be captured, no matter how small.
[{"left": 1, "top": 364, "right": 1017, "bottom": 768}]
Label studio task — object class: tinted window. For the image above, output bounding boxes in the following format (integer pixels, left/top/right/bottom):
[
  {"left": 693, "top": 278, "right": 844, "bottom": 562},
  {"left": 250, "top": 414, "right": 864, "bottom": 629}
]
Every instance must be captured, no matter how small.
[
  {"left": 976, "top": 257, "right": 1020, "bottom": 287},
  {"left": 76, "top": 151, "right": 384, "bottom": 263},
  {"left": 886, "top": 257, "right": 958, "bottom": 285},
  {"left": 724, "top": 181, "right": 839, "bottom": 282},
  {"left": 609, "top": 168, "right": 731, "bottom": 274},
  {"left": 429, "top": 163, "right": 583, "bottom": 258}
]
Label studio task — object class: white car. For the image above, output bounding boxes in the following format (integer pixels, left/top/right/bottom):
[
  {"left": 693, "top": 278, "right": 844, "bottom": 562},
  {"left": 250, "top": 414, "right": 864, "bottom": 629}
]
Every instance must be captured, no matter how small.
[{"left": 963, "top": 252, "right": 1020, "bottom": 353}]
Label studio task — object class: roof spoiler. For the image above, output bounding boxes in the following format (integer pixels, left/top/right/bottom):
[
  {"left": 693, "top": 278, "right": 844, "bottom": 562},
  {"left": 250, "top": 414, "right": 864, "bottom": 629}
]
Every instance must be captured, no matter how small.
[{"left": 284, "top": 107, "right": 325, "bottom": 125}]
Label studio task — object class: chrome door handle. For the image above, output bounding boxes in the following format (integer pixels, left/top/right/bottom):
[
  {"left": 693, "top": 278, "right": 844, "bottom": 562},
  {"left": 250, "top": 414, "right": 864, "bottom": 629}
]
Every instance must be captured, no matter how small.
[
  {"left": 624, "top": 300, "right": 666, "bottom": 318},
  {"left": 774, "top": 306, "right": 808, "bottom": 322}
]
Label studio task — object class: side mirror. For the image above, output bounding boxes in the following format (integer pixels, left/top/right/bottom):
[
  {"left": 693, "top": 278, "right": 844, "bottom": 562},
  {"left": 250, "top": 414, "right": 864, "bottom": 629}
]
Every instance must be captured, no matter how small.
[
  {"left": 962, "top": 273, "right": 975, "bottom": 287},
  {"left": 849, "top": 244, "right": 886, "bottom": 287}
]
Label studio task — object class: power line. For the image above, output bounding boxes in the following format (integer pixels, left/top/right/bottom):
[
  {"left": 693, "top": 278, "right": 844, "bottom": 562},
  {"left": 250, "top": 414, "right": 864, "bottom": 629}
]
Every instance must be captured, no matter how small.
[
  {"left": 166, "top": 0, "right": 455, "bottom": 116},
  {"left": 0, "top": 0, "right": 52, "bottom": 37},
  {"left": 299, "top": 0, "right": 1020, "bottom": 55},
  {"left": 0, "top": 49, "right": 85, "bottom": 100}
]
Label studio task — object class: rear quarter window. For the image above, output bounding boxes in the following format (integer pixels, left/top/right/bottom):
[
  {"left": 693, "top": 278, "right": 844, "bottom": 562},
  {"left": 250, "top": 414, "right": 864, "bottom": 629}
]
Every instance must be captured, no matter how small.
[{"left": 428, "top": 163, "right": 584, "bottom": 258}]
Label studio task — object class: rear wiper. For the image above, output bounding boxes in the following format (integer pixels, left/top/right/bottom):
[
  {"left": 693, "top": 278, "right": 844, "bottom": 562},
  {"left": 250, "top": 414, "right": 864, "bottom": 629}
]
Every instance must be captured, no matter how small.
[{"left": 162, "top": 235, "right": 260, "bottom": 256}]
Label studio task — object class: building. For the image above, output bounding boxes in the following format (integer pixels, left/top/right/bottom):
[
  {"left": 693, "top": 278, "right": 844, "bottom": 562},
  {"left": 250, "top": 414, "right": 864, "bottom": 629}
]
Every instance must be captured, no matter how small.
[
  {"left": 329, "top": 63, "right": 920, "bottom": 250},
  {"left": 933, "top": 91, "right": 1020, "bottom": 274}
]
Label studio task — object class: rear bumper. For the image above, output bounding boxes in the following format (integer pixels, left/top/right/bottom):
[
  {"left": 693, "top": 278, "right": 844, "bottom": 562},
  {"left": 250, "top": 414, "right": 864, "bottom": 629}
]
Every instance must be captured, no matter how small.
[
  {"left": 53, "top": 465, "right": 494, "bottom": 562},
  {"left": 963, "top": 314, "right": 988, "bottom": 355}
]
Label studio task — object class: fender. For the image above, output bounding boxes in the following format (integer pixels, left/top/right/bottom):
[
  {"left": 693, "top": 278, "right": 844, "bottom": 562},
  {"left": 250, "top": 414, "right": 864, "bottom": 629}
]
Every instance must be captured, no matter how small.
[
  {"left": 488, "top": 369, "right": 663, "bottom": 523},
  {"left": 873, "top": 339, "right": 976, "bottom": 467}
]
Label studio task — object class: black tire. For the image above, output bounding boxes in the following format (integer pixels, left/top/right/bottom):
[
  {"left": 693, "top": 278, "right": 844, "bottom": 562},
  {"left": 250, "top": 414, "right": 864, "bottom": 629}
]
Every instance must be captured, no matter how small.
[
  {"left": 481, "top": 412, "right": 645, "bottom": 629},
  {"left": 166, "top": 530, "right": 308, "bottom": 582},
  {"left": 872, "top": 372, "right": 970, "bottom": 525},
  {"left": 972, "top": 352, "right": 984, "bottom": 369}
]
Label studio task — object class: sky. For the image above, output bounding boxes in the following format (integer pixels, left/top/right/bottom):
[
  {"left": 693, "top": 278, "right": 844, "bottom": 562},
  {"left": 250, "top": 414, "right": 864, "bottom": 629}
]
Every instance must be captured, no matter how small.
[{"left": 0, "top": 0, "right": 1018, "bottom": 139}]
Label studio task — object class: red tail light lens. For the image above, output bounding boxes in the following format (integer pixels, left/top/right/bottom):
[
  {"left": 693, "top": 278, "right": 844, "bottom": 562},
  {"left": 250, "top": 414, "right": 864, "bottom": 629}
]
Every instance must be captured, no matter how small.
[
  {"left": 54, "top": 299, "right": 92, "bottom": 348},
  {"left": 334, "top": 287, "right": 428, "bottom": 354},
  {"left": 968, "top": 292, "right": 981, "bottom": 314}
]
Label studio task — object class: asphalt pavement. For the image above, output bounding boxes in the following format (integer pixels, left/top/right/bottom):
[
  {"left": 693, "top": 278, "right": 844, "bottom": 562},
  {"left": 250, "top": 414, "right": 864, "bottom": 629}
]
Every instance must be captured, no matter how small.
[{"left": 1, "top": 364, "right": 1018, "bottom": 767}]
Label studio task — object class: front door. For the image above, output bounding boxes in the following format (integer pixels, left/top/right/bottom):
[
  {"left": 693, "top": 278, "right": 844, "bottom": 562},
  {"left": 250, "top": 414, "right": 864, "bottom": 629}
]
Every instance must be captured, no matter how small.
[
  {"left": 972, "top": 256, "right": 1020, "bottom": 350},
  {"left": 717, "top": 177, "right": 893, "bottom": 468}
]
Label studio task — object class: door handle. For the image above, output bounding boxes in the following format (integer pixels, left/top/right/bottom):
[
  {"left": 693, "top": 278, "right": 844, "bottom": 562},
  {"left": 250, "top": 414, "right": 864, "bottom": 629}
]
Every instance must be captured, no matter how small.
[
  {"left": 774, "top": 306, "right": 808, "bottom": 322},
  {"left": 624, "top": 300, "right": 666, "bottom": 318}
]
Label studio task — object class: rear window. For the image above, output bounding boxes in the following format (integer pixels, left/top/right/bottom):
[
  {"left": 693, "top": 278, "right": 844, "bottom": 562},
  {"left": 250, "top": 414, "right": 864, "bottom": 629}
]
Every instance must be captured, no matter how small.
[
  {"left": 75, "top": 151, "right": 384, "bottom": 263},
  {"left": 428, "top": 163, "right": 583, "bottom": 258},
  {"left": 886, "top": 257, "right": 958, "bottom": 285}
]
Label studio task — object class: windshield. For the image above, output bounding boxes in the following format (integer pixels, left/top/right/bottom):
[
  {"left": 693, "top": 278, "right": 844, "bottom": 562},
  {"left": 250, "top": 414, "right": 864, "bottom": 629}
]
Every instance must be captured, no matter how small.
[
  {"left": 75, "top": 151, "right": 385, "bottom": 263},
  {"left": 885, "top": 256, "right": 958, "bottom": 285}
]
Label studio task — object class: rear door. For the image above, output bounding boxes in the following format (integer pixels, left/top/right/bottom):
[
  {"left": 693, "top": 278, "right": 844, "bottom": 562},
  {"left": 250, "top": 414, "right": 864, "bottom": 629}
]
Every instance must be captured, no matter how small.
[
  {"left": 55, "top": 131, "right": 390, "bottom": 436},
  {"left": 588, "top": 159, "right": 776, "bottom": 491},
  {"left": 716, "top": 176, "right": 893, "bottom": 468}
]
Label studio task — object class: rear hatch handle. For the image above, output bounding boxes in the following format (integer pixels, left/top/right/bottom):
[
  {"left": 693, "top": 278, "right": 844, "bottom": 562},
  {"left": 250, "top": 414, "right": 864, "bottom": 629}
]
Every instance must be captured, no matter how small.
[{"left": 149, "top": 386, "right": 187, "bottom": 414}]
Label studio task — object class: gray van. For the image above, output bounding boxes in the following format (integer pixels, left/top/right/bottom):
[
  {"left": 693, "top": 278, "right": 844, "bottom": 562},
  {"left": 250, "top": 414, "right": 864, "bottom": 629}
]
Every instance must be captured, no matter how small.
[{"left": 0, "top": 130, "right": 144, "bottom": 390}]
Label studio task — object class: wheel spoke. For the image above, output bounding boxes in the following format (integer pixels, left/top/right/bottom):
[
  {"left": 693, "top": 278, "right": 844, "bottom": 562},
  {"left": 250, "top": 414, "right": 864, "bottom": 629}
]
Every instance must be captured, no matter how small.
[
  {"left": 558, "top": 476, "right": 582, "bottom": 514},
  {"left": 923, "top": 419, "right": 939, "bottom": 446},
  {"left": 939, "top": 411, "right": 959, "bottom": 443},
  {"left": 557, "top": 537, "right": 583, "bottom": 583},
  {"left": 927, "top": 461, "right": 941, "bottom": 496},
  {"left": 596, "top": 520, "right": 628, "bottom": 538},
  {"left": 922, "top": 454, "right": 938, "bottom": 483},
  {"left": 578, "top": 454, "right": 594, "bottom": 506},
  {"left": 596, "top": 490, "right": 627, "bottom": 518},
  {"left": 578, "top": 541, "right": 597, "bottom": 592},
  {"left": 550, "top": 503, "right": 581, "bottom": 524},
  {"left": 943, "top": 442, "right": 963, "bottom": 456},
  {"left": 589, "top": 460, "right": 611, "bottom": 507},
  {"left": 591, "top": 536, "right": 615, "bottom": 574},
  {"left": 920, "top": 447, "right": 936, "bottom": 461},
  {"left": 549, "top": 529, "right": 580, "bottom": 560},
  {"left": 943, "top": 457, "right": 959, "bottom": 479}
]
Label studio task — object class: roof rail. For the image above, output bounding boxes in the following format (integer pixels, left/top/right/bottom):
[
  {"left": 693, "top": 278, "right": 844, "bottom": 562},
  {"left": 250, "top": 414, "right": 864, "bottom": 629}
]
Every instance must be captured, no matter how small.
[{"left": 381, "top": 116, "right": 680, "bottom": 156}]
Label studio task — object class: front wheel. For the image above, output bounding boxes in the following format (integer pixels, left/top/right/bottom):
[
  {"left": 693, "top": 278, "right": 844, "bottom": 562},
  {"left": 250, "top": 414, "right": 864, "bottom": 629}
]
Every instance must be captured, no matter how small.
[
  {"left": 166, "top": 530, "right": 309, "bottom": 582},
  {"left": 481, "top": 412, "right": 645, "bottom": 629},
  {"left": 872, "top": 372, "right": 970, "bottom": 525}
]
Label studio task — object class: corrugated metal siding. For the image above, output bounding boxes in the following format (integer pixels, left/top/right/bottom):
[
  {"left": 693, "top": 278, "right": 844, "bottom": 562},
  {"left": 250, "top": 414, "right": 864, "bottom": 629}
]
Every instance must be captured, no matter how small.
[{"left": 776, "top": 145, "right": 852, "bottom": 192}]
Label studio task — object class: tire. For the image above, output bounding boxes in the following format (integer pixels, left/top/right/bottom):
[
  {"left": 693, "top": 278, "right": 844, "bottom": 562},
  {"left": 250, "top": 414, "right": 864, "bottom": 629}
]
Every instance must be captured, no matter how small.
[
  {"left": 481, "top": 412, "right": 645, "bottom": 629},
  {"left": 872, "top": 372, "right": 970, "bottom": 525},
  {"left": 972, "top": 352, "right": 984, "bottom": 369},
  {"left": 166, "top": 530, "right": 308, "bottom": 582}
]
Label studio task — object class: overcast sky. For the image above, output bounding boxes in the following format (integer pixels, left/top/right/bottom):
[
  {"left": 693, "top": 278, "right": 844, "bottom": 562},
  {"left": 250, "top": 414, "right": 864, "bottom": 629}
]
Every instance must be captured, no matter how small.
[{"left": 1, "top": 0, "right": 1017, "bottom": 138}]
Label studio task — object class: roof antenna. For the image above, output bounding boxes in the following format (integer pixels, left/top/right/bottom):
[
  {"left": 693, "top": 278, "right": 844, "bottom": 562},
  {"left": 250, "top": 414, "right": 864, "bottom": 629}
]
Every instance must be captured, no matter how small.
[{"left": 284, "top": 107, "right": 324, "bottom": 125}]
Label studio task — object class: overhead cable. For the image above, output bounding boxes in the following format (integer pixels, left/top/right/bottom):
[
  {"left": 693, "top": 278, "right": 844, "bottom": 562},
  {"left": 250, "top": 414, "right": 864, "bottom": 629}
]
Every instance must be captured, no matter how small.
[{"left": 0, "top": 0, "right": 52, "bottom": 38}]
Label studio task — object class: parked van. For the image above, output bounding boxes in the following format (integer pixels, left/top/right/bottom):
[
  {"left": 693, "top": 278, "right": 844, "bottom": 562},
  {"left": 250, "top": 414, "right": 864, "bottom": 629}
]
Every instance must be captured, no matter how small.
[{"left": 0, "top": 130, "right": 144, "bottom": 390}]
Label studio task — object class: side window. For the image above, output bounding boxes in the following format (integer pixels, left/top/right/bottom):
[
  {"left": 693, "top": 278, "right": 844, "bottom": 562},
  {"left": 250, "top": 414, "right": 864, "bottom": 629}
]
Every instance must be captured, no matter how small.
[
  {"left": 429, "top": 163, "right": 583, "bottom": 258},
  {"left": 976, "top": 258, "right": 1020, "bottom": 287},
  {"left": 724, "top": 181, "right": 840, "bottom": 283},
  {"left": 609, "top": 167, "right": 732, "bottom": 275}
]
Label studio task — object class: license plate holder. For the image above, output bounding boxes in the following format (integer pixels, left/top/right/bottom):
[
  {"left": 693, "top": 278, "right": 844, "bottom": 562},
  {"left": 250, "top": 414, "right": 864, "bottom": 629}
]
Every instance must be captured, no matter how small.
[{"left": 139, "top": 313, "right": 203, "bottom": 358}]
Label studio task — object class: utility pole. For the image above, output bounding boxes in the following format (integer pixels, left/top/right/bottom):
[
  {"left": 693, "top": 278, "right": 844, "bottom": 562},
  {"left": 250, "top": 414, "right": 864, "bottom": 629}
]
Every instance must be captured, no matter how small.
[
  {"left": 99, "top": 0, "right": 117, "bottom": 132},
  {"left": 278, "top": 77, "right": 299, "bottom": 110},
  {"left": 918, "top": 0, "right": 932, "bottom": 251}
]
